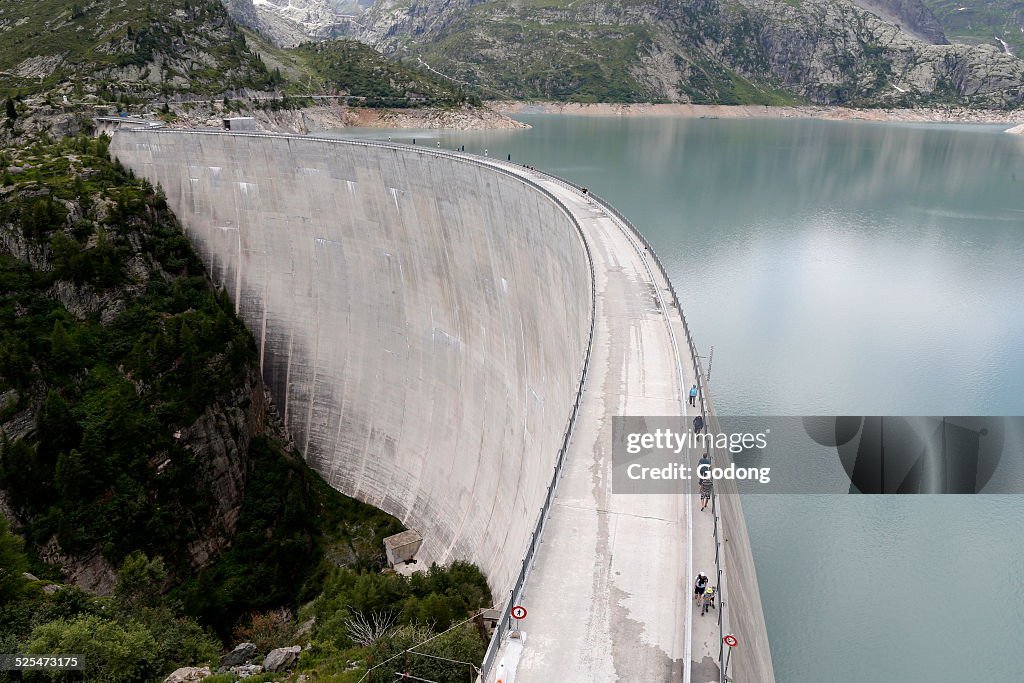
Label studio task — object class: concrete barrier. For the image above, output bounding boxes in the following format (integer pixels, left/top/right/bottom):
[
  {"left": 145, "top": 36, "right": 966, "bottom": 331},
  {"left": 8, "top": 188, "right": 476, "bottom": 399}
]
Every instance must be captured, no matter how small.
[{"left": 110, "top": 131, "right": 593, "bottom": 599}]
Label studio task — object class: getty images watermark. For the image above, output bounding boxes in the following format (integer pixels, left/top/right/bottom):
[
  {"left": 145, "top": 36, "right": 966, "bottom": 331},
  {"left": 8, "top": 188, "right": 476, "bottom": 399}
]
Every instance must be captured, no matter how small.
[
  {"left": 613, "top": 417, "right": 773, "bottom": 494},
  {"left": 613, "top": 416, "right": 1024, "bottom": 494}
]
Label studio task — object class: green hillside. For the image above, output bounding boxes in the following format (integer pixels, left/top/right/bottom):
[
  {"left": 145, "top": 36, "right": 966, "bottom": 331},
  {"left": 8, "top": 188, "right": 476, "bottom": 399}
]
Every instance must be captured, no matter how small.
[
  {"left": 0, "top": 0, "right": 277, "bottom": 98},
  {"left": 0, "top": 0, "right": 471, "bottom": 106},
  {"left": 279, "top": 39, "right": 477, "bottom": 105}
]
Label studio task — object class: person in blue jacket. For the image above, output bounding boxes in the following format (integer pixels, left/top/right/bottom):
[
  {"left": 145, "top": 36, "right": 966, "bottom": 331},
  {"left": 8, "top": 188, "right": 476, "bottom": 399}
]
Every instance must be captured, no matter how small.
[{"left": 689, "top": 384, "right": 698, "bottom": 406}]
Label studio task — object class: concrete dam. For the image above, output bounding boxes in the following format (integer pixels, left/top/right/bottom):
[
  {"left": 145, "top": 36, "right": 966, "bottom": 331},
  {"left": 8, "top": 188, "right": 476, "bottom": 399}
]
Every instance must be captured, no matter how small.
[{"left": 111, "top": 130, "right": 774, "bottom": 683}]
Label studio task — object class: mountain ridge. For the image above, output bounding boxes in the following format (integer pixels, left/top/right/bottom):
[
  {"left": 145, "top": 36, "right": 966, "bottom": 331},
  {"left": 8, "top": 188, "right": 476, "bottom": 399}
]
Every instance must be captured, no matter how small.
[
  {"left": 233, "top": 0, "right": 1024, "bottom": 107},
  {"left": 352, "top": 0, "right": 1024, "bottom": 107}
]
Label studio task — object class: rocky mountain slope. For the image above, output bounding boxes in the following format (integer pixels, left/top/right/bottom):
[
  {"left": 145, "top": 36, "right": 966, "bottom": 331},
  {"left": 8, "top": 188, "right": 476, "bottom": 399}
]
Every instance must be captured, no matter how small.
[
  {"left": 350, "top": 0, "right": 1024, "bottom": 107},
  {"left": 0, "top": 0, "right": 280, "bottom": 99},
  {"left": 221, "top": 0, "right": 310, "bottom": 47},
  {"left": 922, "top": 0, "right": 1024, "bottom": 55},
  {"left": 234, "top": 0, "right": 953, "bottom": 49},
  {"left": 223, "top": 0, "right": 359, "bottom": 46},
  {"left": 255, "top": 0, "right": 360, "bottom": 39},
  {"left": 851, "top": 0, "right": 947, "bottom": 43},
  {"left": 0, "top": 0, "right": 476, "bottom": 127}
]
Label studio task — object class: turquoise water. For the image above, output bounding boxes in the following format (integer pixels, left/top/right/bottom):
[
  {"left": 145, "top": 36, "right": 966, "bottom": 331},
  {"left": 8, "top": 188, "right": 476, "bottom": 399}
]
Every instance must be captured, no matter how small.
[{"left": 334, "top": 117, "right": 1024, "bottom": 681}]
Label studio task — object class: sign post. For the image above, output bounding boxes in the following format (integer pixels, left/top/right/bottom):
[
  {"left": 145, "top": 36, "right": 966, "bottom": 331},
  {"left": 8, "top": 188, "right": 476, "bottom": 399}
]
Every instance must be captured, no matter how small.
[
  {"left": 511, "top": 605, "right": 527, "bottom": 630},
  {"left": 722, "top": 634, "right": 738, "bottom": 682}
]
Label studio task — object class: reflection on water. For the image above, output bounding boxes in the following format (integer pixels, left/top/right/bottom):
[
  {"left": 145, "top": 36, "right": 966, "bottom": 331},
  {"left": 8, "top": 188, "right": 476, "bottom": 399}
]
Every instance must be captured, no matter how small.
[
  {"left": 332, "top": 117, "right": 1024, "bottom": 681},
  {"left": 342, "top": 118, "right": 1024, "bottom": 416}
]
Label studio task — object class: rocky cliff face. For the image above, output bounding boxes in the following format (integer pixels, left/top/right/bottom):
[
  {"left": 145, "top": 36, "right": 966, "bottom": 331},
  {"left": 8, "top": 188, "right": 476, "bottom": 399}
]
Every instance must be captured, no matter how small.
[
  {"left": 222, "top": 0, "right": 332, "bottom": 46},
  {"left": 221, "top": 0, "right": 361, "bottom": 45},
  {"left": 254, "top": 0, "right": 361, "bottom": 36},
  {"left": 347, "top": 0, "right": 1024, "bottom": 107},
  {"left": 729, "top": 0, "right": 1023, "bottom": 106},
  {"left": 13, "top": 365, "right": 266, "bottom": 594},
  {"left": 179, "top": 365, "right": 267, "bottom": 569},
  {"left": 850, "top": 0, "right": 947, "bottom": 44}
]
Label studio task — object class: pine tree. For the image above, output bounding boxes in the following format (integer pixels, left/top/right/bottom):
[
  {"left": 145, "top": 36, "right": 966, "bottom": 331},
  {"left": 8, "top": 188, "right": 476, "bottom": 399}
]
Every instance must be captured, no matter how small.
[
  {"left": 55, "top": 450, "right": 86, "bottom": 501},
  {"left": 50, "top": 320, "right": 81, "bottom": 375},
  {"left": 0, "top": 516, "right": 28, "bottom": 602},
  {"left": 37, "top": 390, "right": 78, "bottom": 468}
]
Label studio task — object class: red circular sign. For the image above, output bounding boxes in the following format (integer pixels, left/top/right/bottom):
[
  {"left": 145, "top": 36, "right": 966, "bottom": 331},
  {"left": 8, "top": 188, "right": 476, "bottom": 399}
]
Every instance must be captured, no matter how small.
[
  {"left": 511, "top": 605, "right": 528, "bottom": 620},
  {"left": 723, "top": 634, "right": 738, "bottom": 648}
]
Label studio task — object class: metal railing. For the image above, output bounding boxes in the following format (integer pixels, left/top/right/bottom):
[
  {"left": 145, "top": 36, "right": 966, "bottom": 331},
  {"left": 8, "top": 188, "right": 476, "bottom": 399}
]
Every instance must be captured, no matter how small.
[
  {"left": 527, "top": 168, "right": 732, "bottom": 682},
  {"left": 116, "top": 128, "right": 599, "bottom": 683}
]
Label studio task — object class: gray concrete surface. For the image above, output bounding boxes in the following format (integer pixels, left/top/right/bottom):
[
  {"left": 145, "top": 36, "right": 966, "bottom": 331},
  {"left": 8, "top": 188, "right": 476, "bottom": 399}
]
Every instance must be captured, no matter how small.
[
  {"left": 111, "top": 131, "right": 592, "bottom": 599},
  {"left": 110, "top": 131, "right": 774, "bottom": 682},
  {"left": 497, "top": 172, "right": 693, "bottom": 682},
  {"left": 485, "top": 164, "right": 775, "bottom": 683}
]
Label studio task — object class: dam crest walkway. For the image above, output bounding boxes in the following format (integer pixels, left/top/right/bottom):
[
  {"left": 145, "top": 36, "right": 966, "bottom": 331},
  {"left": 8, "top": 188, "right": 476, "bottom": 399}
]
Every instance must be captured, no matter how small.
[{"left": 481, "top": 159, "right": 719, "bottom": 683}]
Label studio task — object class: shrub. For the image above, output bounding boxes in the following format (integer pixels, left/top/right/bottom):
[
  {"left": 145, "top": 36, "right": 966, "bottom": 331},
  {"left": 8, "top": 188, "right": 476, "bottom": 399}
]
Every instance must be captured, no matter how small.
[
  {"left": 312, "top": 561, "right": 492, "bottom": 650},
  {"left": 26, "top": 614, "right": 158, "bottom": 682},
  {"left": 232, "top": 607, "right": 295, "bottom": 653}
]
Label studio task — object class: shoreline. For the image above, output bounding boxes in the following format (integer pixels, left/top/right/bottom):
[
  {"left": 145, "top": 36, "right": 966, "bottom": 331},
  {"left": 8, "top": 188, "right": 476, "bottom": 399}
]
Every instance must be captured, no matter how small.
[
  {"left": 164, "top": 101, "right": 528, "bottom": 133},
  {"left": 492, "top": 101, "right": 1024, "bottom": 126}
]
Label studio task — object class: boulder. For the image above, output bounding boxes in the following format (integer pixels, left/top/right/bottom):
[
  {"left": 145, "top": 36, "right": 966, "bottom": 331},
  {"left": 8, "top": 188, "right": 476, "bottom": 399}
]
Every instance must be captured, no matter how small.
[
  {"left": 220, "top": 642, "right": 257, "bottom": 668},
  {"left": 163, "top": 667, "right": 210, "bottom": 683},
  {"left": 263, "top": 645, "right": 301, "bottom": 672},
  {"left": 230, "top": 664, "right": 263, "bottom": 679},
  {"left": 294, "top": 616, "right": 315, "bottom": 639}
]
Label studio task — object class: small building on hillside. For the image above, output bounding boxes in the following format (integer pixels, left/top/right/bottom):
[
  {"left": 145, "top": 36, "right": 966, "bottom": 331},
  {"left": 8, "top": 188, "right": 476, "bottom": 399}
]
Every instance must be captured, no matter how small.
[
  {"left": 383, "top": 529, "right": 423, "bottom": 567},
  {"left": 223, "top": 117, "right": 257, "bottom": 131}
]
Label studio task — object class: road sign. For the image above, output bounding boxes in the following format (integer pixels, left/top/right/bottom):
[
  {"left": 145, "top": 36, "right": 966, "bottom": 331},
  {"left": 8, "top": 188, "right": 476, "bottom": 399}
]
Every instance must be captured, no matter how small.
[
  {"left": 723, "top": 634, "right": 738, "bottom": 648},
  {"left": 511, "top": 605, "right": 528, "bottom": 620}
]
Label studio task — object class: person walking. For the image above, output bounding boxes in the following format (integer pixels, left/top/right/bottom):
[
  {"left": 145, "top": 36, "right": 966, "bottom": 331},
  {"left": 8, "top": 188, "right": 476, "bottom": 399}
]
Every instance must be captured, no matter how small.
[
  {"left": 701, "top": 585, "right": 717, "bottom": 616},
  {"left": 694, "top": 572, "right": 709, "bottom": 602},
  {"left": 700, "top": 476, "right": 713, "bottom": 512},
  {"left": 689, "top": 384, "right": 698, "bottom": 407},
  {"left": 697, "top": 452, "right": 712, "bottom": 511}
]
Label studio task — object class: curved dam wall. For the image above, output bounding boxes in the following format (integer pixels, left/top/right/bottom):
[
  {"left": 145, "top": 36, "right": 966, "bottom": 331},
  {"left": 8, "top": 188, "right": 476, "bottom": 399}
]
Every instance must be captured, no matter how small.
[{"left": 110, "top": 131, "right": 592, "bottom": 597}]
